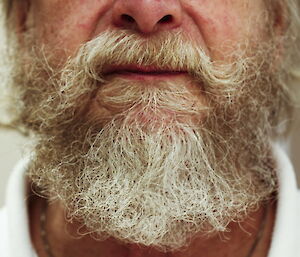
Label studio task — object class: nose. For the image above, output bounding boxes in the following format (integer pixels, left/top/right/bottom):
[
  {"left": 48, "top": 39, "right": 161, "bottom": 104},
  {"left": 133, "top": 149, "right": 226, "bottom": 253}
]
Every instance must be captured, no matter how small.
[{"left": 112, "top": 0, "right": 183, "bottom": 34}]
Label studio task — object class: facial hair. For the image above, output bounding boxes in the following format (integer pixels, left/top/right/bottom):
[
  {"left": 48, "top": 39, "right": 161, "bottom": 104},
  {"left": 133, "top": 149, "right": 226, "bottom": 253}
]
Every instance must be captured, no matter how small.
[{"left": 6, "top": 30, "right": 290, "bottom": 251}]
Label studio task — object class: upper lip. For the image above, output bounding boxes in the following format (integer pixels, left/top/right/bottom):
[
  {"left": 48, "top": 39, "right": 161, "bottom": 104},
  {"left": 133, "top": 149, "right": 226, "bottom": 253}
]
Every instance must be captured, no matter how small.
[{"left": 103, "top": 65, "right": 186, "bottom": 75}]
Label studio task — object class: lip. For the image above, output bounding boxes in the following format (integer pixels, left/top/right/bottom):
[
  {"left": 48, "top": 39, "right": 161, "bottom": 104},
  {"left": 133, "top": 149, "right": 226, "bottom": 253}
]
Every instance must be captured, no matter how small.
[{"left": 103, "top": 65, "right": 187, "bottom": 80}]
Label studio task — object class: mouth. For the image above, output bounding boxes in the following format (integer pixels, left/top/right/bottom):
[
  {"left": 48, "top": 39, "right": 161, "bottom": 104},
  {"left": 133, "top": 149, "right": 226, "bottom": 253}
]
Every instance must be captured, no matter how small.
[{"left": 103, "top": 65, "right": 187, "bottom": 80}]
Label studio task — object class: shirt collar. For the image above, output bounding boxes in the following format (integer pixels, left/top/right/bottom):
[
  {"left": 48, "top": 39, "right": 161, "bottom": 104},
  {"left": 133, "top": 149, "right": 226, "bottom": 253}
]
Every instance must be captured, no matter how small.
[
  {"left": 6, "top": 157, "right": 37, "bottom": 257},
  {"left": 267, "top": 143, "right": 300, "bottom": 257}
]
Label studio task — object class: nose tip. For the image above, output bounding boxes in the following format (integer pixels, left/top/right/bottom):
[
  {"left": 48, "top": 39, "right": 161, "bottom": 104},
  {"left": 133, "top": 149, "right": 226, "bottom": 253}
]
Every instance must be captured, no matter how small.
[{"left": 112, "top": 0, "right": 182, "bottom": 34}]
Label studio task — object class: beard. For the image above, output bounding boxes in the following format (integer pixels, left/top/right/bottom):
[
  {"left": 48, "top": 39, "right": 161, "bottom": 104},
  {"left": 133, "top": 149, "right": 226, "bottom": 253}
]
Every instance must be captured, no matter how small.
[{"left": 5, "top": 30, "right": 291, "bottom": 251}]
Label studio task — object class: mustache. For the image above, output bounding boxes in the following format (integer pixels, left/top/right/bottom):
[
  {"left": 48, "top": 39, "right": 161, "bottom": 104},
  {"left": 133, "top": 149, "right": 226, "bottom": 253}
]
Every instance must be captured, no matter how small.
[
  {"left": 63, "top": 30, "right": 248, "bottom": 93},
  {"left": 20, "top": 30, "right": 265, "bottom": 134}
]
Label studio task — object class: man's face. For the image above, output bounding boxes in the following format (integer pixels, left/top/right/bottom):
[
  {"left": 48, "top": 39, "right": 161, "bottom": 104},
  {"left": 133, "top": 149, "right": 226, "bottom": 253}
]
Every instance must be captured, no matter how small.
[
  {"left": 7, "top": 0, "right": 289, "bottom": 252},
  {"left": 20, "top": 0, "right": 275, "bottom": 134},
  {"left": 27, "top": 0, "right": 269, "bottom": 60}
]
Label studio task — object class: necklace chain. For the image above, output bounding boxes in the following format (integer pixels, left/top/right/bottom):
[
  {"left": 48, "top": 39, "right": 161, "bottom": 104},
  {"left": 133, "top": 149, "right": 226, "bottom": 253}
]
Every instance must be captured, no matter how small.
[
  {"left": 39, "top": 201, "right": 269, "bottom": 257},
  {"left": 40, "top": 201, "right": 55, "bottom": 257}
]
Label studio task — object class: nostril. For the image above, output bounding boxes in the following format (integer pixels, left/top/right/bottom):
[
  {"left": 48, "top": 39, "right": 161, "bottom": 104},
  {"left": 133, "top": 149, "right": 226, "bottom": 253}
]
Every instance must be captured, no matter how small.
[
  {"left": 158, "top": 15, "right": 173, "bottom": 24},
  {"left": 121, "top": 14, "right": 135, "bottom": 23}
]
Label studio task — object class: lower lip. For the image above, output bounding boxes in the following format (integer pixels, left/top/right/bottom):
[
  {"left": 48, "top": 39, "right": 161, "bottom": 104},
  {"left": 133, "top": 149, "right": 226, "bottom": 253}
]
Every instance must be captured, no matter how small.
[{"left": 107, "top": 71, "right": 187, "bottom": 81}]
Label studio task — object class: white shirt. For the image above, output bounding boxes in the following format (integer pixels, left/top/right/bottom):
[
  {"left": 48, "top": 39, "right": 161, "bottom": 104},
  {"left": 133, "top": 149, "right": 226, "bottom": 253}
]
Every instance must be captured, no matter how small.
[{"left": 0, "top": 144, "right": 300, "bottom": 257}]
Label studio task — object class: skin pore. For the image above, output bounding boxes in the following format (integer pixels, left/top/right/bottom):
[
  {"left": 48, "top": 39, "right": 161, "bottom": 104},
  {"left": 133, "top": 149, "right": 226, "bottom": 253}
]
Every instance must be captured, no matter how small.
[{"left": 10, "top": 0, "right": 285, "bottom": 256}]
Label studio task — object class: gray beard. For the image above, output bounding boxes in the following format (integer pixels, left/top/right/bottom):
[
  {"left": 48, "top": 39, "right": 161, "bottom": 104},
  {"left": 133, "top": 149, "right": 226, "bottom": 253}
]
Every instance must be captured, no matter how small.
[
  {"left": 6, "top": 31, "right": 286, "bottom": 251},
  {"left": 27, "top": 82, "right": 277, "bottom": 251}
]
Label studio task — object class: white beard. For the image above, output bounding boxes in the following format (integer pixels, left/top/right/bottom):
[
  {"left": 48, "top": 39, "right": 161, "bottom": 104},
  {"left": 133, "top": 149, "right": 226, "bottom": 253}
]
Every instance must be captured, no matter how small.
[
  {"left": 28, "top": 81, "right": 276, "bottom": 252},
  {"left": 17, "top": 31, "right": 282, "bottom": 251}
]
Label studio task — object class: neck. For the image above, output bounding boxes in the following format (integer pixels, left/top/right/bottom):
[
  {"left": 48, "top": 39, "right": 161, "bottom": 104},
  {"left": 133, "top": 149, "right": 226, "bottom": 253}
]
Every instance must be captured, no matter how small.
[{"left": 29, "top": 196, "right": 276, "bottom": 257}]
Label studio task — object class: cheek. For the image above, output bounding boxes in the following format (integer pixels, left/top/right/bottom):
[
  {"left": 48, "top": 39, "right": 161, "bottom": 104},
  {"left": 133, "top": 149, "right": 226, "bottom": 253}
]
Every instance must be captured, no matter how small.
[
  {"left": 184, "top": 2, "right": 246, "bottom": 58},
  {"left": 199, "top": 10, "right": 267, "bottom": 59},
  {"left": 207, "top": 14, "right": 238, "bottom": 41},
  {"left": 196, "top": 13, "right": 242, "bottom": 59},
  {"left": 29, "top": 0, "right": 112, "bottom": 57}
]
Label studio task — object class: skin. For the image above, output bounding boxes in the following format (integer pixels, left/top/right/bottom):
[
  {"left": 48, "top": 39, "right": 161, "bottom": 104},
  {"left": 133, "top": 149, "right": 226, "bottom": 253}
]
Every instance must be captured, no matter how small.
[
  {"left": 13, "top": 0, "right": 283, "bottom": 256},
  {"left": 24, "top": 0, "right": 271, "bottom": 60}
]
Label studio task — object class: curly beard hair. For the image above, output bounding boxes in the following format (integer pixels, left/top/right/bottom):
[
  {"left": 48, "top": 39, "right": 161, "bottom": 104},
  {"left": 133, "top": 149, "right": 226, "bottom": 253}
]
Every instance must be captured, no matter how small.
[{"left": 4, "top": 30, "right": 292, "bottom": 251}]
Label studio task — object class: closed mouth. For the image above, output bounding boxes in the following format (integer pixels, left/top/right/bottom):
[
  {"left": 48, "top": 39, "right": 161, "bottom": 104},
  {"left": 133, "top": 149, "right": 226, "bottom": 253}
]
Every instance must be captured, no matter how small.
[{"left": 103, "top": 65, "right": 186, "bottom": 76}]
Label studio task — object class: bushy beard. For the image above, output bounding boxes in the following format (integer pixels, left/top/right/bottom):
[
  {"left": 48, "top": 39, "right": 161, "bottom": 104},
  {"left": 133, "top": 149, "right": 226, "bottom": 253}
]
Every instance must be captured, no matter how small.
[{"left": 6, "top": 30, "right": 291, "bottom": 251}]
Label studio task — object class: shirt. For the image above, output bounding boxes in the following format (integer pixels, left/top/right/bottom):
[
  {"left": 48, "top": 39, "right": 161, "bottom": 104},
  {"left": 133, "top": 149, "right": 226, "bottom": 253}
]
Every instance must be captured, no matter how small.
[{"left": 0, "top": 144, "right": 300, "bottom": 257}]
